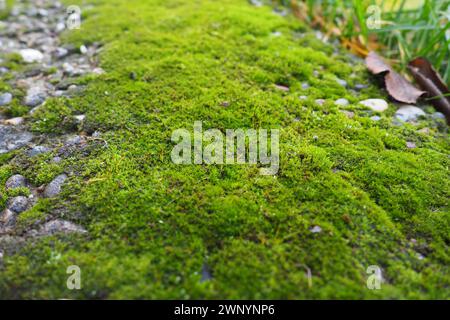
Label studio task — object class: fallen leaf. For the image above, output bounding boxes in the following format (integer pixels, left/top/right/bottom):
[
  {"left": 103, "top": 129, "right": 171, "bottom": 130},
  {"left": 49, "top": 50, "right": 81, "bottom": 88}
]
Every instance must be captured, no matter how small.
[
  {"left": 366, "top": 51, "right": 426, "bottom": 104},
  {"left": 408, "top": 57, "right": 450, "bottom": 125}
]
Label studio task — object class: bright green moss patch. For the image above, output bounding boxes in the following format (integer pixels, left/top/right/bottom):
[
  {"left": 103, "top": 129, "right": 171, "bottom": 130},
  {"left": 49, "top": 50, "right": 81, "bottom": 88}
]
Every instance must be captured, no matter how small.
[
  {"left": 31, "top": 98, "right": 75, "bottom": 134},
  {"left": 0, "top": 0, "right": 449, "bottom": 299}
]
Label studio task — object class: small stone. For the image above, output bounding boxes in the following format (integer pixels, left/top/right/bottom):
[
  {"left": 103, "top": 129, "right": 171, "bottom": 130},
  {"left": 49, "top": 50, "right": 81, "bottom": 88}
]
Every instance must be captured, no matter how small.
[
  {"left": 271, "top": 31, "right": 282, "bottom": 37},
  {"left": 336, "top": 78, "right": 347, "bottom": 87},
  {"left": 8, "top": 196, "right": 29, "bottom": 213},
  {"left": 273, "top": 8, "right": 288, "bottom": 17},
  {"left": 43, "top": 174, "right": 67, "bottom": 198},
  {"left": 52, "top": 156, "right": 62, "bottom": 163},
  {"left": 370, "top": 115, "right": 381, "bottom": 121},
  {"left": 36, "top": 219, "right": 87, "bottom": 236},
  {"left": 314, "top": 31, "right": 325, "bottom": 41},
  {"left": 0, "top": 67, "right": 9, "bottom": 75},
  {"left": 200, "top": 263, "right": 213, "bottom": 282},
  {"left": 28, "top": 145, "right": 50, "bottom": 157},
  {"left": 359, "top": 99, "right": 388, "bottom": 112},
  {"left": 80, "top": 45, "right": 88, "bottom": 54},
  {"left": 301, "top": 82, "right": 310, "bottom": 90},
  {"left": 299, "top": 95, "right": 308, "bottom": 100},
  {"left": 56, "top": 80, "right": 75, "bottom": 90},
  {"left": 395, "top": 105, "right": 426, "bottom": 122},
  {"left": 220, "top": 101, "right": 230, "bottom": 107},
  {"left": 92, "top": 67, "right": 105, "bottom": 75},
  {"left": 0, "top": 209, "right": 16, "bottom": 227},
  {"left": 417, "top": 127, "right": 430, "bottom": 135},
  {"left": 25, "top": 87, "right": 47, "bottom": 107},
  {"left": 431, "top": 112, "right": 445, "bottom": 120},
  {"left": 63, "top": 62, "right": 74, "bottom": 74},
  {"left": 74, "top": 115, "right": 86, "bottom": 123},
  {"left": 406, "top": 141, "right": 416, "bottom": 149},
  {"left": 24, "top": 67, "right": 43, "bottom": 77},
  {"left": 19, "top": 49, "right": 44, "bottom": 63},
  {"left": 3, "top": 117, "right": 24, "bottom": 126},
  {"left": 340, "top": 110, "right": 355, "bottom": 119},
  {"left": 65, "top": 135, "right": 83, "bottom": 145},
  {"left": 0, "top": 93, "right": 13, "bottom": 106},
  {"left": 334, "top": 98, "right": 349, "bottom": 106},
  {"left": 37, "top": 8, "right": 48, "bottom": 17},
  {"left": 54, "top": 47, "right": 69, "bottom": 59},
  {"left": 275, "top": 84, "right": 289, "bottom": 92},
  {"left": 310, "top": 226, "right": 322, "bottom": 233},
  {"left": 354, "top": 84, "right": 368, "bottom": 91},
  {"left": 0, "top": 126, "right": 33, "bottom": 153},
  {"left": 5, "top": 174, "right": 26, "bottom": 190},
  {"left": 55, "top": 22, "right": 65, "bottom": 33},
  {"left": 249, "top": 0, "right": 263, "bottom": 7},
  {"left": 315, "top": 99, "right": 325, "bottom": 106}
]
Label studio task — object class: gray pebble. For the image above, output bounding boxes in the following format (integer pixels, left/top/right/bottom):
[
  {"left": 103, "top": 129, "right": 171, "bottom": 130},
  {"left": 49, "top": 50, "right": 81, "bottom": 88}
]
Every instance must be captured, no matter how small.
[
  {"left": 0, "top": 67, "right": 9, "bottom": 75},
  {"left": 249, "top": 0, "right": 263, "bottom": 7},
  {"left": 65, "top": 135, "right": 83, "bottom": 146},
  {"left": 310, "top": 226, "right": 322, "bottom": 233},
  {"left": 35, "top": 219, "right": 87, "bottom": 236},
  {"left": 5, "top": 174, "right": 26, "bottom": 190},
  {"left": 354, "top": 84, "right": 368, "bottom": 91},
  {"left": 52, "top": 156, "right": 62, "bottom": 163},
  {"left": 0, "top": 125, "right": 33, "bottom": 153},
  {"left": 370, "top": 115, "right": 381, "bottom": 121},
  {"left": 0, "top": 209, "right": 16, "bottom": 227},
  {"left": 431, "top": 112, "right": 445, "bottom": 120},
  {"left": 315, "top": 99, "right": 325, "bottom": 106},
  {"left": 73, "top": 114, "right": 85, "bottom": 123},
  {"left": 43, "top": 174, "right": 67, "bottom": 198},
  {"left": 54, "top": 47, "right": 69, "bottom": 59},
  {"left": 25, "top": 87, "right": 47, "bottom": 107},
  {"left": 406, "top": 141, "right": 417, "bottom": 149},
  {"left": 28, "top": 145, "right": 50, "bottom": 157},
  {"left": 340, "top": 110, "right": 355, "bottom": 119},
  {"left": 8, "top": 196, "right": 29, "bottom": 213},
  {"left": 0, "top": 93, "right": 13, "bottom": 106},
  {"left": 336, "top": 78, "right": 347, "bottom": 87},
  {"left": 200, "top": 263, "right": 213, "bottom": 282},
  {"left": 395, "top": 105, "right": 426, "bottom": 122},
  {"left": 19, "top": 49, "right": 44, "bottom": 63},
  {"left": 360, "top": 99, "right": 388, "bottom": 112},
  {"left": 334, "top": 98, "right": 349, "bottom": 106}
]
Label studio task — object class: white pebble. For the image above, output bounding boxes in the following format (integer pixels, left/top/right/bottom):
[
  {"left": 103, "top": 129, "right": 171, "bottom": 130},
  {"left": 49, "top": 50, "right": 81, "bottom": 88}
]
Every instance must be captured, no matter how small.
[{"left": 359, "top": 99, "right": 388, "bottom": 112}]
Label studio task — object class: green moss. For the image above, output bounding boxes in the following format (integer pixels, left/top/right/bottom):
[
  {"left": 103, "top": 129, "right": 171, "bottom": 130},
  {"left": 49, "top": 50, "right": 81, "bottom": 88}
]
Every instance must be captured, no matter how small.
[
  {"left": 16, "top": 199, "right": 51, "bottom": 231},
  {"left": 0, "top": 0, "right": 448, "bottom": 299},
  {"left": 31, "top": 98, "right": 75, "bottom": 134},
  {"left": 6, "top": 186, "right": 30, "bottom": 197}
]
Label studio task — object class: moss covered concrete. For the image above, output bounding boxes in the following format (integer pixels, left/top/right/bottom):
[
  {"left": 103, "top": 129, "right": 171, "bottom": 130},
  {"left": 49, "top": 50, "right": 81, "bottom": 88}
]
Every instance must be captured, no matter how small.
[{"left": 0, "top": 0, "right": 449, "bottom": 299}]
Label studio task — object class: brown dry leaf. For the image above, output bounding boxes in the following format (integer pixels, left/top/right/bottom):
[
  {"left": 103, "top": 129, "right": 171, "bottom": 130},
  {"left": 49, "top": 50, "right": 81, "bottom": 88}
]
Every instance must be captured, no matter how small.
[
  {"left": 408, "top": 58, "right": 450, "bottom": 125},
  {"left": 366, "top": 51, "right": 426, "bottom": 104},
  {"left": 342, "top": 37, "right": 369, "bottom": 57}
]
